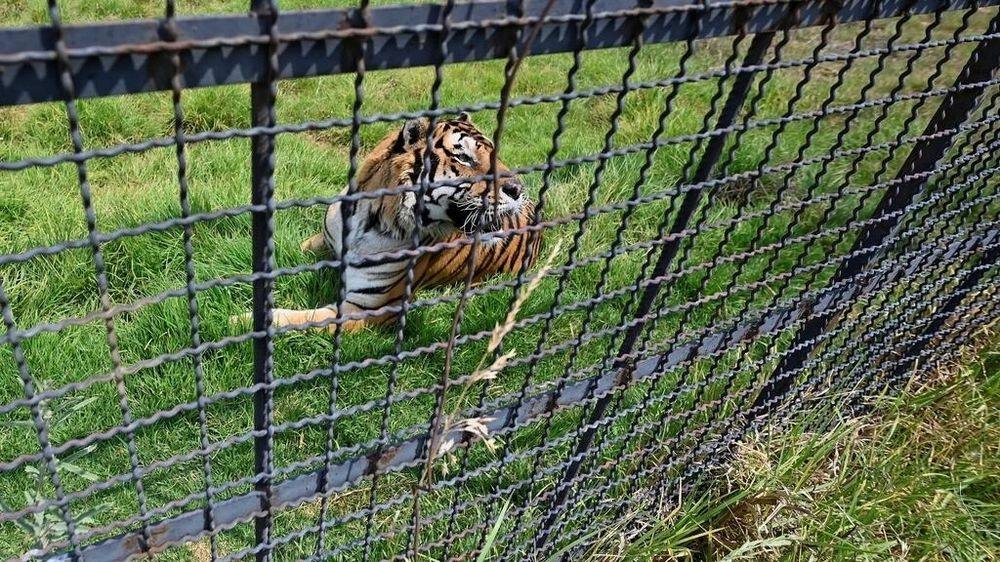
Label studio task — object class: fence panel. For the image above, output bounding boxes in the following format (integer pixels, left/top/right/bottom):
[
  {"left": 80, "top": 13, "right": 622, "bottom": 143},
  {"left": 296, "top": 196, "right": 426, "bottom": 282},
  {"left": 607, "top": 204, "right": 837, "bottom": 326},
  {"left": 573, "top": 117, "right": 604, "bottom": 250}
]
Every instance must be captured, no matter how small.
[{"left": 1, "top": 0, "right": 997, "bottom": 560}]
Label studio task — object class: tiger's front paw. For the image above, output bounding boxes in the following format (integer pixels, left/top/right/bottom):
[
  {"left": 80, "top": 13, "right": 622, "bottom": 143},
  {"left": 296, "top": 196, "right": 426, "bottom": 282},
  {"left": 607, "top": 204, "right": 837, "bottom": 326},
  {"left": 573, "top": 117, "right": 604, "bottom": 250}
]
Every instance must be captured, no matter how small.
[
  {"left": 301, "top": 233, "right": 326, "bottom": 254},
  {"left": 227, "top": 310, "right": 301, "bottom": 330}
]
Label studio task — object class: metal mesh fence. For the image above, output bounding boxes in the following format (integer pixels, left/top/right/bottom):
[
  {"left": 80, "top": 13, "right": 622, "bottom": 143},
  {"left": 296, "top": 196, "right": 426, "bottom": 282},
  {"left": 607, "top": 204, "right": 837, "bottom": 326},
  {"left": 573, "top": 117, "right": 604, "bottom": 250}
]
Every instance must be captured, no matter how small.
[{"left": 0, "top": 0, "right": 997, "bottom": 560}]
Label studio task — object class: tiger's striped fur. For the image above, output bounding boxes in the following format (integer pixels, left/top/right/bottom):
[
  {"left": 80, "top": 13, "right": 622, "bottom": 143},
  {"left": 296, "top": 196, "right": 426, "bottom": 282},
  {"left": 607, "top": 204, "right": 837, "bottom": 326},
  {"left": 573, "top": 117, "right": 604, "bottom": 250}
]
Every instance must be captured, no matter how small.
[{"left": 266, "top": 113, "right": 540, "bottom": 332}]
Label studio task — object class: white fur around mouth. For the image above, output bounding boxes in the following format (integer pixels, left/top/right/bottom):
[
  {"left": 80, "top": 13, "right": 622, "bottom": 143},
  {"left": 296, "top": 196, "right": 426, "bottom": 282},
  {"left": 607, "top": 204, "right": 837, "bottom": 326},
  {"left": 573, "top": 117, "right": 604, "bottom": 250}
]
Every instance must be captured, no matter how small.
[{"left": 495, "top": 198, "right": 525, "bottom": 215}]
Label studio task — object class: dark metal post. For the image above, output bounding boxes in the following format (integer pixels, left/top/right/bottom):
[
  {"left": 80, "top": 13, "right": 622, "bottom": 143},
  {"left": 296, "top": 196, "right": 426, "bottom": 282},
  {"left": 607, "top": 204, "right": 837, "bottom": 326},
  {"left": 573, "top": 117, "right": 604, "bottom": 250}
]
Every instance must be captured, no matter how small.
[
  {"left": 533, "top": 28, "right": 775, "bottom": 551},
  {"left": 749, "top": 16, "right": 1000, "bottom": 424},
  {"left": 884, "top": 233, "right": 999, "bottom": 389},
  {"left": 249, "top": 1, "right": 279, "bottom": 561}
]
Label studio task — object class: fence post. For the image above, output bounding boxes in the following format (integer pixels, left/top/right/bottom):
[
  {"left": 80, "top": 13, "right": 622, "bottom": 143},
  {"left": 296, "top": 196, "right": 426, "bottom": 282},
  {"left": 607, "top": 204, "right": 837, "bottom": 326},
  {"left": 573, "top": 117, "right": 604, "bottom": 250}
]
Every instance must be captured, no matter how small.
[
  {"left": 748, "top": 13, "right": 1000, "bottom": 425},
  {"left": 249, "top": 1, "right": 279, "bottom": 561},
  {"left": 533, "top": 25, "right": 776, "bottom": 551},
  {"left": 879, "top": 232, "right": 999, "bottom": 396}
]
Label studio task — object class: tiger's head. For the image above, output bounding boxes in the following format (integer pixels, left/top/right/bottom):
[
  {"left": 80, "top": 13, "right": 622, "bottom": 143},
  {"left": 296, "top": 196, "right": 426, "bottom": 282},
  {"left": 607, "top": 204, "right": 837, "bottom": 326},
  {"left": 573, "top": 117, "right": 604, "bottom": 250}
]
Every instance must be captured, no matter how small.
[{"left": 359, "top": 112, "right": 531, "bottom": 239}]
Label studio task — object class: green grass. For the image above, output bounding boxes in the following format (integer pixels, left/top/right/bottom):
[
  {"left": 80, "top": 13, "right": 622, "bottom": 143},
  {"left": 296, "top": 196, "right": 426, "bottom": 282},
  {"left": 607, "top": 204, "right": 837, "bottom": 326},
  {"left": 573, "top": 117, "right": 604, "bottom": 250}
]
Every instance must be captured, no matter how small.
[
  {"left": 578, "top": 340, "right": 999, "bottom": 561},
  {"left": 0, "top": 2, "right": 997, "bottom": 559}
]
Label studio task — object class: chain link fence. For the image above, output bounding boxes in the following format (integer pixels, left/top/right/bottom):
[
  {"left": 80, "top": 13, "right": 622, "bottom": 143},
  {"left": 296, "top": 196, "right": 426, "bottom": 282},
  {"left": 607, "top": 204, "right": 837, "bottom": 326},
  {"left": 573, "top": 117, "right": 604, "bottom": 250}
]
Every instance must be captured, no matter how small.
[{"left": 1, "top": 0, "right": 997, "bottom": 560}]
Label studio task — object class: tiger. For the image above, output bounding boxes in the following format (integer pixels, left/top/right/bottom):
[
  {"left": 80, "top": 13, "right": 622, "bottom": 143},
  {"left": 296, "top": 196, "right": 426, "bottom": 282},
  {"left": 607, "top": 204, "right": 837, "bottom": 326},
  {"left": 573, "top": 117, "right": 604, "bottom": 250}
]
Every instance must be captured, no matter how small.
[{"left": 245, "top": 112, "right": 541, "bottom": 332}]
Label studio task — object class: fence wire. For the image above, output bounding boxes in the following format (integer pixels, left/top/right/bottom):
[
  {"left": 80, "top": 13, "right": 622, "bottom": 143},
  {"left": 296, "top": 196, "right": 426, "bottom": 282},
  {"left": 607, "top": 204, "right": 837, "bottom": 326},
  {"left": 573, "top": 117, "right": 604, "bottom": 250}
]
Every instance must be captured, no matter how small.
[{"left": 1, "top": 0, "right": 998, "bottom": 560}]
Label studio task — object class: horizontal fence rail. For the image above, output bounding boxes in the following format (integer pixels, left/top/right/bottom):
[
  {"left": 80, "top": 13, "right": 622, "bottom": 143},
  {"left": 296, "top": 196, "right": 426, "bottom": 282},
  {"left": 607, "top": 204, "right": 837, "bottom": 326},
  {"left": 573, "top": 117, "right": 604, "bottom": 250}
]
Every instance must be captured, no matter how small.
[
  {"left": 0, "top": 0, "right": 998, "bottom": 560},
  {"left": 2, "top": 0, "right": 999, "bottom": 105}
]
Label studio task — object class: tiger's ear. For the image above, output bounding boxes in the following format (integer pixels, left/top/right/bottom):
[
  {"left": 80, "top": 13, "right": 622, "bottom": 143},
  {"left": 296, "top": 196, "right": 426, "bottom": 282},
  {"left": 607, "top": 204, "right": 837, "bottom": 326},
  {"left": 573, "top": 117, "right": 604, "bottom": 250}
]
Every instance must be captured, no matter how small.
[
  {"left": 457, "top": 111, "right": 471, "bottom": 122},
  {"left": 393, "top": 118, "right": 427, "bottom": 153}
]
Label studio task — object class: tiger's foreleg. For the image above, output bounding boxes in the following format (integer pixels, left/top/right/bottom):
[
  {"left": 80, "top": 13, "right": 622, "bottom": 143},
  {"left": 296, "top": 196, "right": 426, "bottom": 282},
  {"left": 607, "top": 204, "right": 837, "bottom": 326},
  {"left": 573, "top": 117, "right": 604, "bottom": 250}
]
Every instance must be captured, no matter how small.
[
  {"left": 232, "top": 201, "right": 417, "bottom": 333},
  {"left": 229, "top": 256, "right": 413, "bottom": 333},
  {"left": 302, "top": 198, "right": 345, "bottom": 255},
  {"left": 229, "top": 301, "right": 394, "bottom": 333},
  {"left": 269, "top": 303, "right": 391, "bottom": 333}
]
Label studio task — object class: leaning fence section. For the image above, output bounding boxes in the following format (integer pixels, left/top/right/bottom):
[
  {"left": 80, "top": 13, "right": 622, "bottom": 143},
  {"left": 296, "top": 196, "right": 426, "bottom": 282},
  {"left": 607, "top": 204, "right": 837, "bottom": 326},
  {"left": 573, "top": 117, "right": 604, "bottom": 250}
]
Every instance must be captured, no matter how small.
[{"left": 1, "top": 0, "right": 998, "bottom": 560}]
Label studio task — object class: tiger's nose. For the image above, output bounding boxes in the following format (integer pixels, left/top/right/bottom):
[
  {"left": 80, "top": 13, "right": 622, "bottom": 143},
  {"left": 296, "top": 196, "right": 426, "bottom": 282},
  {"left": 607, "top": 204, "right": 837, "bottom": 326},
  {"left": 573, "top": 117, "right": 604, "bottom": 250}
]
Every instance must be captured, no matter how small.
[{"left": 502, "top": 181, "right": 523, "bottom": 200}]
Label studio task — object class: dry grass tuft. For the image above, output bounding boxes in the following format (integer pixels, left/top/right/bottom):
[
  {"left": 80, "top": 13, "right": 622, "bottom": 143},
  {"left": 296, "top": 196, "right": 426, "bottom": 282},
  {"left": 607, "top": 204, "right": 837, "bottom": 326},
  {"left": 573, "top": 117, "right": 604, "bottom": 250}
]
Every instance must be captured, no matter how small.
[
  {"left": 424, "top": 242, "right": 563, "bottom": 481},
  {"left": 187, "top": 538, "right": 213, "bottom": 562},
  {"left": 488, "top": 241, "right": 563, "bottom": 354}
]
